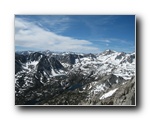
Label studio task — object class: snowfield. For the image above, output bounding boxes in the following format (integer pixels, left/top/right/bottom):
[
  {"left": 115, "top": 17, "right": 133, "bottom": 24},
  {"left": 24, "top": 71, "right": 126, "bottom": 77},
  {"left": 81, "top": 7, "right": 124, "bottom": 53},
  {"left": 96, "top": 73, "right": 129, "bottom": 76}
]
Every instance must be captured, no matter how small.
[{"left": 100, "top": 88, "right": 118, "bottom": 100}]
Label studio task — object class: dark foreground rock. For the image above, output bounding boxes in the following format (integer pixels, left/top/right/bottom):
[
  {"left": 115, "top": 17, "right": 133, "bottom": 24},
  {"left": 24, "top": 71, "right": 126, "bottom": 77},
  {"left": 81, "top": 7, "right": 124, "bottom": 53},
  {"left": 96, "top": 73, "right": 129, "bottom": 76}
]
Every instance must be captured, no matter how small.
[
  {"left": 51, "top": 76, "right": 135, "bottom": 105},
  {"left": 98, "top": 76, "right": 135, "bottom": 105},
  {"left": 15, "top": 73, "right": 135, "bottom": 105}
]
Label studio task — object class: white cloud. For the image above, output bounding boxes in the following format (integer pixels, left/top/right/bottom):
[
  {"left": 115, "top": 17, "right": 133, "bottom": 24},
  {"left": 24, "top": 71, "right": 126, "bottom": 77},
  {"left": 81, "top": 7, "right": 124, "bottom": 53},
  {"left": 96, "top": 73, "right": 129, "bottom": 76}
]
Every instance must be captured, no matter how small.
[
  {"left": 100, "top": 39, "right": 111, "bottom": 43},
  {"left": 106, "top": 44, "right": 109, "bottom": 46},
  {"left": 39, "top": 16, "right": 70, "bottom": 33},
  {"left": 15, "top": 18, "right": 100, "bottom": 53}
]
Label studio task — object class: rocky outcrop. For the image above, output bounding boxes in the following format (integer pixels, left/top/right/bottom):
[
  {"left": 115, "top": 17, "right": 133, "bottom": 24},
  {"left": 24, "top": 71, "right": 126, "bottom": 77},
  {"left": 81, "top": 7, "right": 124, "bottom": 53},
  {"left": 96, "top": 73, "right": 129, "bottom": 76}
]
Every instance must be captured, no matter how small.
[
  {"left": 100, "top": 76, "right": 135, "bottom": 105},
  {"left": 17, "top": 73, "right": 135, "bottom": 105}
]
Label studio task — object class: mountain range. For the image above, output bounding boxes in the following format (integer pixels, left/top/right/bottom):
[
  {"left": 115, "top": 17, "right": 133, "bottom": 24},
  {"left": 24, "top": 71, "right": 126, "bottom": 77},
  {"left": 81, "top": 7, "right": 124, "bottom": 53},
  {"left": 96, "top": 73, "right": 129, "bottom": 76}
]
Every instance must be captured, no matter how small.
[{"left": 15, "top": 49, "right": 135, "bottom": 105}]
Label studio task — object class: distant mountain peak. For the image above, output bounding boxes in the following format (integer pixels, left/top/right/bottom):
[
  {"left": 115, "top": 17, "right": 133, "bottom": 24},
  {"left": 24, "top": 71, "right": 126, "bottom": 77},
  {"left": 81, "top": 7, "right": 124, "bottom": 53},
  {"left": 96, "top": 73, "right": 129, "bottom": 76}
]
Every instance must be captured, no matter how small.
[{"left": 101, "top": 49, "right": 115, "bottom": 55}]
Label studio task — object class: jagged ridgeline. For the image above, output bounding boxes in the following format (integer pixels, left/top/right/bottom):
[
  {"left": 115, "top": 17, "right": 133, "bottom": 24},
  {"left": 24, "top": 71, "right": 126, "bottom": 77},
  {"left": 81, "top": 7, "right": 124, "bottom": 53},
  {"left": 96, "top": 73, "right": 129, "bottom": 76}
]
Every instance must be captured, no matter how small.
[{"left": 15, "top": 50, "right": 135, "bottom": 105}]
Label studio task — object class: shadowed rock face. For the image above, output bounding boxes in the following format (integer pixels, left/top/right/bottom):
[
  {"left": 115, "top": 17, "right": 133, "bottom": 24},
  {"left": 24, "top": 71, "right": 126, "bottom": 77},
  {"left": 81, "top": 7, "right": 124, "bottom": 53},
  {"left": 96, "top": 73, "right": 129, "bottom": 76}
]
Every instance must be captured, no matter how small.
[
  {"left": 100, "top": 77, "right": 135, "bottom": 105},
  {"left": 51, "top": 54, "right": 84, "bottom": 65},
  {"left": 40, "top": 75, "right": 135, "bottom": 105},
  {"left": 15, "top": 53, "right": 27, "bottom": 74},
  {"left": 15, "top": 51, "right": 135, "bottom": 105}
]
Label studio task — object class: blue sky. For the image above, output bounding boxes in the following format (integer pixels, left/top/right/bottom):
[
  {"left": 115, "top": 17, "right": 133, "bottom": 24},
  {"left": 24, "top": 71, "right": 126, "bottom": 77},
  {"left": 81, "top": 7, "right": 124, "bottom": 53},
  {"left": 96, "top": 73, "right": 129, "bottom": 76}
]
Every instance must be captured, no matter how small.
[{"left": 15, "top": 15, "right": 135, "bottom": 53}]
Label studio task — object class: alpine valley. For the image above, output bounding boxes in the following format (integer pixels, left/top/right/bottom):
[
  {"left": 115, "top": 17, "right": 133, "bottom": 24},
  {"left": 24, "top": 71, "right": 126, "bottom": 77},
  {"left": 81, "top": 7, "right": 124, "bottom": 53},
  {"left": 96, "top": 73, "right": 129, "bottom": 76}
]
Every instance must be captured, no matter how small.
[{"left": 15, "top": 49, "right": 135, "bottom": 105}]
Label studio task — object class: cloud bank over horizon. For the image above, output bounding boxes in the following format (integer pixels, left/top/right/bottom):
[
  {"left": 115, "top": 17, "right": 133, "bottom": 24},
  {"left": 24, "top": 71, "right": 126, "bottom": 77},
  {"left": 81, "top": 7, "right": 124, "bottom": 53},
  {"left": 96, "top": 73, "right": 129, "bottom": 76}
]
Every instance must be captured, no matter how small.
[{"left": 15, "top": 18, "right": 101, "bottom": 53}]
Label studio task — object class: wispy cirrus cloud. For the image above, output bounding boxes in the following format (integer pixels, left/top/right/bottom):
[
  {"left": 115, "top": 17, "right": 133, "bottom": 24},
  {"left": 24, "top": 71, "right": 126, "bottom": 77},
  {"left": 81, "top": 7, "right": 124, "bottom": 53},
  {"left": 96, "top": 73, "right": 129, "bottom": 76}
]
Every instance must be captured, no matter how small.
[
  {"left": 15, "top": 18, "right": 100, "bottom": 53},
  {"left": 96, "top": 38, "right": 135, "bottom": 53},
  {"left": 96, "top": 38, "right": 134, "bottom": 46},
  {"left": 83, "top": 15, "right": 117, "bottom": 35},
  {"left": 38, "top": 15, "right": 71, "bottom": 33},
  {"left": 17, "top": 15, "right": 71, "bottom": 34},
  {"left": 98, "top": 39, "right": 111, "bottom": 43}
]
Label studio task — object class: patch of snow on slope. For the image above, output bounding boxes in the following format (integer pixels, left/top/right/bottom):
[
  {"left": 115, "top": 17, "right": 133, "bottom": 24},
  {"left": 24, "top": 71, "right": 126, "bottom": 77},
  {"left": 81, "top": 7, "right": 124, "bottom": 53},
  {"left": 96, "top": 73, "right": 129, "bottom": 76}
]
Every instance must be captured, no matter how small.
[
  {"left": 51, "top": 69, "right": 58, "bottom": 76},
  {"left": 61, "top": 63, "right": 70, "bottom": 68},
  {"left": 92, "top": 84, "right": 106, "bottom": 94},
  {"left": 23, "top": 61, "right": 39, "bottom": 71},
  {"left": 51, "top": 69, "right": 66, "bottom": 76},
  {"left": 100, "top": 88, "right": 118, "bottom": 100}
]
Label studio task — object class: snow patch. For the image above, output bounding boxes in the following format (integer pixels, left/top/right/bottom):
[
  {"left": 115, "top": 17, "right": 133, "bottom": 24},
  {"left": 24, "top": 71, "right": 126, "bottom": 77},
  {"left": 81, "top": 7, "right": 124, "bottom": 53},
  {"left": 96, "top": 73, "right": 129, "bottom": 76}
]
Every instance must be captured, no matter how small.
[
  {"left": 51, "top": 69, "right": 57, "bottom": 76},
  {"left": 100, "top": 88, "right": 118, "bottom": 100},
  {"left": 23, "top": 60, "right": 39, "bottom": 71}
]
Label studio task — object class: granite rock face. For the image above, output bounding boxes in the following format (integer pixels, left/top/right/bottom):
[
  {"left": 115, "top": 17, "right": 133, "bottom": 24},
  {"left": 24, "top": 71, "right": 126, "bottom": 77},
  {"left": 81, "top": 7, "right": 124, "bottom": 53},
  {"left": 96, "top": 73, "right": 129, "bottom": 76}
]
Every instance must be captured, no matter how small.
[{"left": 98, "top": 77, "right": 135, "bottom": 105}]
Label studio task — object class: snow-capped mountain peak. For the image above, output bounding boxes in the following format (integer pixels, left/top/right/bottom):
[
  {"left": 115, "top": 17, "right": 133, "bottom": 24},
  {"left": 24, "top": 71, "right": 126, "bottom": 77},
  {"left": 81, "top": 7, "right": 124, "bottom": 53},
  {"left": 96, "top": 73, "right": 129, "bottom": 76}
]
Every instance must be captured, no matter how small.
[{"left": 15, "top": 49, "right": 135, "bottom": 105}]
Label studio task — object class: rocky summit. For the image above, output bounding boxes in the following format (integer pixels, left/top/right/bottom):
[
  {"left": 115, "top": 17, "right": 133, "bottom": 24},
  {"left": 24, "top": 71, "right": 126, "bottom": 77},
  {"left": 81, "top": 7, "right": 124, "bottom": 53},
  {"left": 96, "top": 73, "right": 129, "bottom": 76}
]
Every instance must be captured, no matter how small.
[{"left": 15, "top": 50, "right": 135, "bottom": 105}]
